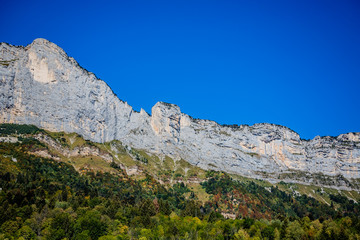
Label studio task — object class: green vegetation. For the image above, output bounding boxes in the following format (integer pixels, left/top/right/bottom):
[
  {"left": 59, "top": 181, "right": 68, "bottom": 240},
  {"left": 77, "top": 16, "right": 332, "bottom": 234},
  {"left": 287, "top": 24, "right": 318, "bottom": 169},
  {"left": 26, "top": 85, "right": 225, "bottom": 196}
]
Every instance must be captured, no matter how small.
[
  {"left": 0, "top": 124, "right": 41, "bottom": 136},
  {"left": 277, "top": 170, "right": 360, "bottom": 189},
  {"left": 45, "top": 131, "right": 86, "bottom": 149},
  {"left": 0, "top": 59, "right": 17, "bottom": 66},
  {"left": 218, "top": 131, "right": 231, "bottom": 136},
  {"left": 1, "top": 124, "right": 360, "bottom": 239},
  {"left": 202, "top": 171, "right": 360, "bottom": 220},
  {"left": 129, "top": 149, "right": 149, "bottom": 164}
]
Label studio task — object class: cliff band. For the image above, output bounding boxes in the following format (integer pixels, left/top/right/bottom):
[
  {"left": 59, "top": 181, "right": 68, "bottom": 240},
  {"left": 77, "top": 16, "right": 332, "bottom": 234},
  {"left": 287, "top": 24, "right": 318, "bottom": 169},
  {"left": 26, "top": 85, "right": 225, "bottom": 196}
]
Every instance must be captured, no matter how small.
[{"left": 1, "top": 38, "right": 359, "bottom": 184}]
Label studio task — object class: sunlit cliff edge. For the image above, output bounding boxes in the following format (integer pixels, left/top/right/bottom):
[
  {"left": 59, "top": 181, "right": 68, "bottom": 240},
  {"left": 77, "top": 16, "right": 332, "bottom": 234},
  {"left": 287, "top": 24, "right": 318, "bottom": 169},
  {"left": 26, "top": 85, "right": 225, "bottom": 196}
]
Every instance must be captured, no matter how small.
[{"left": 1, "top": 38, "right": 359, "bottom": 188}]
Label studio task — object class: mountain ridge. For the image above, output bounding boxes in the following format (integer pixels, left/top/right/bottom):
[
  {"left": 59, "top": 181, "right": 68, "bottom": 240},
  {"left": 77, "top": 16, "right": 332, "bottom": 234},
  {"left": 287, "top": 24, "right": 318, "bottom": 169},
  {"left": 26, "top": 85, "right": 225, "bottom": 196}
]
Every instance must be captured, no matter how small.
[
  {"left": 1, "top": 38, "right": 359, "bottom": 187},
  {"left": 0, "top": 39, "right": 343, "bottom": 140},
  {"left": 0, "top": 39, "right": 353, "bottom": 140}
]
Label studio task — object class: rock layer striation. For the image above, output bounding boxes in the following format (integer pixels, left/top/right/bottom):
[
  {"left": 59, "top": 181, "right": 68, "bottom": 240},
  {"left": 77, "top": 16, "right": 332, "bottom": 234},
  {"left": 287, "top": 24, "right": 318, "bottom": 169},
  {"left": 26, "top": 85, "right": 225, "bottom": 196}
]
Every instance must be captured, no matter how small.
[{"left": 1, "top": 39, "right": 359, "bottom": 185}]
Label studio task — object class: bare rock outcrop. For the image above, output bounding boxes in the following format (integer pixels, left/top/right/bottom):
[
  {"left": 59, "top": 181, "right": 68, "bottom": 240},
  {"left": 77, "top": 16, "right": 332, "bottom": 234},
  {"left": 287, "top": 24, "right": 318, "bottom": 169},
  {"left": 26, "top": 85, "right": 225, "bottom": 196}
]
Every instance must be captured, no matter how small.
[{"left": 1, "top": 39, "right": 359, "bottom": 186}]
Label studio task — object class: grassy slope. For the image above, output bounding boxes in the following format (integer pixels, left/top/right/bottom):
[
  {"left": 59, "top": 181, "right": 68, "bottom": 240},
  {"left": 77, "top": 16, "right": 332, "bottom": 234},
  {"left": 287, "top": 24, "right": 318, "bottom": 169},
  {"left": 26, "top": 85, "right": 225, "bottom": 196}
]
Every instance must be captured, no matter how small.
[{"left": 1, "top": 123, "right": 359, "bottom": 205}]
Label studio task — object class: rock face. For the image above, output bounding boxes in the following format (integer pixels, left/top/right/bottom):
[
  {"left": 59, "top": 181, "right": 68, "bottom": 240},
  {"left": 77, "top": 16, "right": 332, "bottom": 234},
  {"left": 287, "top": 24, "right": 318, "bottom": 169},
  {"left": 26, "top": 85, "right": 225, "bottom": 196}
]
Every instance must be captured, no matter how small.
[{"left": 1, "top": 39, "right": 360, "bottom": 184}]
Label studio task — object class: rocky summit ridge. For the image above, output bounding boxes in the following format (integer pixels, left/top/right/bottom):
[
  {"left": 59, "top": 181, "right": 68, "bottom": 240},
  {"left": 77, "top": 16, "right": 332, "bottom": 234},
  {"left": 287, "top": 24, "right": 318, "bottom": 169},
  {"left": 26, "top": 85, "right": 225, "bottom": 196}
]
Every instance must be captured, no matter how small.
[{"left": 1, "top": 38, "right": 359, "bottom": 187}]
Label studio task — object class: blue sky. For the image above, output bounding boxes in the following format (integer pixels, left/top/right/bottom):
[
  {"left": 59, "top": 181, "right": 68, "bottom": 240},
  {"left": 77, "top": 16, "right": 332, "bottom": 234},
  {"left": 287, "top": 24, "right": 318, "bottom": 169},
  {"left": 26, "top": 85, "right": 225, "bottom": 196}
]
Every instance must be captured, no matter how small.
[{"left": 1, "top": 0, "right": 359, "bottom": 139}]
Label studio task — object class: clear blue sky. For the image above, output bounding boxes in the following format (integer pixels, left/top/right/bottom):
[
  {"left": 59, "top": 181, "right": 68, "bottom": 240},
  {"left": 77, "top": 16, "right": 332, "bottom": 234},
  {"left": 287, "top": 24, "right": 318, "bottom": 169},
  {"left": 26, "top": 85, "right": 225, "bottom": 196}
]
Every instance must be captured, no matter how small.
[{"left": 1, "top": 0, "right": 360, "bottom": 139}]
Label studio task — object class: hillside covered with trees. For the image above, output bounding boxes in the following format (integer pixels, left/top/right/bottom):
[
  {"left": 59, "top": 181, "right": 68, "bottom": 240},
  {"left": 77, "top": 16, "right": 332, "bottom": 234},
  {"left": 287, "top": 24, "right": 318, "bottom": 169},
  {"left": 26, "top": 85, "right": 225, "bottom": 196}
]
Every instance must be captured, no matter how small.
[{"left": 0, "top": 124, "right": 360, "bottom": 239}]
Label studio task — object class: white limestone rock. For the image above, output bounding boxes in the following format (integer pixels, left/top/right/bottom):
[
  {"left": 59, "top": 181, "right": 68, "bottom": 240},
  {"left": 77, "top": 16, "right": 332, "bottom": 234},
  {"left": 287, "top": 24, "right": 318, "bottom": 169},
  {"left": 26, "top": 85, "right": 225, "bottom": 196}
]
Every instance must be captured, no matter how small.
[{"left": 1, "top": 39, "right": 359, "bottom": 186}]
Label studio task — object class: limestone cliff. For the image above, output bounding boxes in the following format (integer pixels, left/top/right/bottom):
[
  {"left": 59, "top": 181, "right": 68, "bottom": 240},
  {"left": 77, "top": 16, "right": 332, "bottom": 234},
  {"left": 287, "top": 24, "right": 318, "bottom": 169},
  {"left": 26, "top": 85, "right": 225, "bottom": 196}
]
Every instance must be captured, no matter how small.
[{"left": 1, "top": 39, "right": 359, "bottom": 186}]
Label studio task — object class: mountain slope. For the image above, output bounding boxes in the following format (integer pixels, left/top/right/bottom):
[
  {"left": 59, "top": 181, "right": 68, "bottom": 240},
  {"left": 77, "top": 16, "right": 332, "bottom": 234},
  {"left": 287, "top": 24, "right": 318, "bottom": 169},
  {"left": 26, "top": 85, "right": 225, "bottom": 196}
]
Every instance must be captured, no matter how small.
[
  {"left": 1, "top": 123, "right": 359, "bottom": 215},
  {"left": 1, "top": 125, "right": 360, "bottom": 239},
  {"left": 0, "top": 39, "right": 359, "bottom": 187}
]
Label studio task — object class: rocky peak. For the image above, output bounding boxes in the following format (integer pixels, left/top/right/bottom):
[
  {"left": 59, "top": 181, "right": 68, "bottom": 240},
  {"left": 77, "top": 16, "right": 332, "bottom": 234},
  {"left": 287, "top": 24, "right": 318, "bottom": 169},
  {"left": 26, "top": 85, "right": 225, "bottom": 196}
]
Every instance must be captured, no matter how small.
[
  {"left": 337, "top": 132, "right": 360, "bottom": 142},
  {"left": 28, "top": 38, "right": 51, "bottom": 47},
  {"left": 250, "top": 123, "right": 301, "bottom": 143},
  {"left": 1, "top": 39, "right": 359, "bottom": 188},
  {"left": 27, "top": 38, "right": 67, "bottom": 55},
  {"left": 0, "top": 38, "right": 134, "bottom": 142}
]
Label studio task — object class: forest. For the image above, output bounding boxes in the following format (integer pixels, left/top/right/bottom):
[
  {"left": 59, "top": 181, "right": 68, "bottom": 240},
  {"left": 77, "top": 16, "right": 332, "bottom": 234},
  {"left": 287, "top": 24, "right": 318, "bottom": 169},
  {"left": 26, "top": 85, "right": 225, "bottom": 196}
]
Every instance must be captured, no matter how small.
[{"left": 0, "top": 124, "right": 360, "bottom": 239}]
